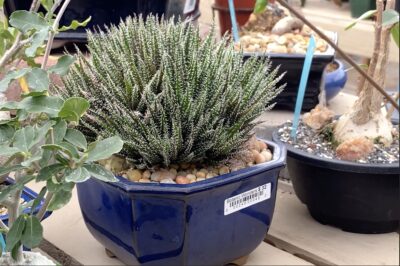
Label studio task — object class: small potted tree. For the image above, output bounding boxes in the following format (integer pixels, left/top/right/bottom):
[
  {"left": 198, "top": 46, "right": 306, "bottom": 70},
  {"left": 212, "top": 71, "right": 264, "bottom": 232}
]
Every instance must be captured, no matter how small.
[
  {"left": 57, "top": 16, "right": 287, "bottom": 265},
  {"left": 0, "top": 0, "right": 122, "bottom": 263},
  {"left": 272, "top": 0, "right": 399, "bottom": 233}
]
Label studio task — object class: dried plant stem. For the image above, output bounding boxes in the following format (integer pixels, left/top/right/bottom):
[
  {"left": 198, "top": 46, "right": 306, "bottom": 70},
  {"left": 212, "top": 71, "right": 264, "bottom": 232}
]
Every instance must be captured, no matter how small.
[
  {"left": 0, "top": 35, "right": 23, "bottom": 69},
  {"left": 0, "top": 0, "right": 41, "bottom": 69},
  {"left": 351, "top": 0, "right": 384, "bottom": 124},
  {"left": 275, "top": 0, "right": 399, "bottom": 111}
]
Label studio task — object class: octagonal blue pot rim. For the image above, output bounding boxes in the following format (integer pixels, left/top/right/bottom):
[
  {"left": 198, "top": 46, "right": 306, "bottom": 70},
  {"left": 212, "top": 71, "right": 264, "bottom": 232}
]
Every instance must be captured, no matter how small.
[{"left": 104, "top": 139, "right": 286, "bottom": 195}]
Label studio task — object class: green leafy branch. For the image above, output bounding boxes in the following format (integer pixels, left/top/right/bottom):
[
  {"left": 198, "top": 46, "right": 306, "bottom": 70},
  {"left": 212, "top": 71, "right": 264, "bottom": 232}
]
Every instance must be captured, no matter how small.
[
  {"left": 346, "top": 8, "right": 399, "bottom": 47},
  {"left": 0, "top": 0, "right": 119, "bottom": 262}
]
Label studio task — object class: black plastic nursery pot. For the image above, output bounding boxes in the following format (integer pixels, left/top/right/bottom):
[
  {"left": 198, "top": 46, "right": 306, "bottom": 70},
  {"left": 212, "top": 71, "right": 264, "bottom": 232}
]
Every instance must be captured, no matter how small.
[
  {"left": 4, "top": 0, "right": 200, "bottom": 43},
  {"left": 272, "top": 131, "right": 400, "bottom": 234},
  {"left": 76, "top": 139, "right": 286, "bottom": 265},
  {"left": 242, "top": 32, "right": 337, "bottom": 111}
]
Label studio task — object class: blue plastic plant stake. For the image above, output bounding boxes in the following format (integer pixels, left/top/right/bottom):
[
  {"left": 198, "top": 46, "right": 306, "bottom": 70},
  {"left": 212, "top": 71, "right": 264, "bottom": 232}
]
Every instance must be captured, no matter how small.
[
  {"left": 291, "top": 35, "right": 316, "bottom": 140},
  {"left": 228, "top": 0, "right": 240, "bottom": 42},
  {"left": 0, "top": 233, "right": 5, "bottom": 252}
]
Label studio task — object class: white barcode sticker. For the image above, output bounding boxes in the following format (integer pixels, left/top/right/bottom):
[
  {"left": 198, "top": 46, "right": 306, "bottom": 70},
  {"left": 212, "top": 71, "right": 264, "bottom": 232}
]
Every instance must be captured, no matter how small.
[
  {"left": 183, "top": 0, "right": 196, "bottom": 14},
  {"left": 224, "top": 183, "right": 271, "bottom": 215}
]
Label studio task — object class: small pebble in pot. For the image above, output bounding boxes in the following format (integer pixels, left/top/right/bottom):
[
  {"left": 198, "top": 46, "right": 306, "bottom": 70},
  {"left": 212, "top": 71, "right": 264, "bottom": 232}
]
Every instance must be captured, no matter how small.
[
  {"left": 176, "top": 176, "right": 190, "bottom": 184},
  {"left": 186, "top": 174, "right": 196, "bottom": 181},
  {"left": 196, "top": 177, "right": 206, "bottom": 182},
  {"left": 138, "top": 179, "right": 151, "bottom": 183},
  {"left": 160, "top": 178, "right": 176, "bottom": 184},
  {"left": 199, "top": 168, "right": 208, "bottom": 174},
  {"left": 151, "top": 169, "right": 176, "bottom": 182},
  {"left": 195, "top": 171, "right": 206, "bottom": 179},
  {"left": 218, "top": 166, "right": 230, "bottom": 175},
  {"left": 261, "top": 150, "right": 273, "bottom": 161},
  {"left": 177, "top": 171, "right": 187, "bottom": 177},
  {"left": 127, "top": 169, "right": 142, "bottom": 182},
  {"left": 206, "top": 173, "right": 216, "bottom": 179},
  {"left": 255, "top": 153, "right": 266, "bottom": 164},
  {"left": 142, "top": 170, "right": 151, "bottom": 179},
  {"left": 257, "top": 141, "right": 267, "bottom": 151},
  {"left": 169, "top": 168, "right": 177, "bottom": 176}
]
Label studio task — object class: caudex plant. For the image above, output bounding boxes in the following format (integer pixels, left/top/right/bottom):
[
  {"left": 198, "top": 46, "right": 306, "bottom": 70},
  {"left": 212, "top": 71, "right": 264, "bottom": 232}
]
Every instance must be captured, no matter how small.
[
  {"left": 334, "top": 0, "right": 399, "bottom": 147},
  {"left": 0, "top": 0, "right": 122, "bottom": 263},
  {"left": 255, "top": 0, "right": 399, "bottom": 161}
]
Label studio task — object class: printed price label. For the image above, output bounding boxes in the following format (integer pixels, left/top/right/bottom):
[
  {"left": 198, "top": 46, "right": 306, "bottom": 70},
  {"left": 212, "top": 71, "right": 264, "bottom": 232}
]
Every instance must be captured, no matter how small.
[
  {"left": 184, "top": 0, "right": 196, "bottom": 14},
  {"left": 224, "top": 183, "right": 271, "bottom": 215}
]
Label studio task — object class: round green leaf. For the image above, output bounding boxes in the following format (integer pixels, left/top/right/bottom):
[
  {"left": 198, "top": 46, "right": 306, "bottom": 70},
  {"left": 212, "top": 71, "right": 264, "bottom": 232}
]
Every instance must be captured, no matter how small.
[
  {"left": 48, "top": 55, "right": 76, "bottom": 76},
  {"left": 254, "top": 0, "right": 268, "bottom": 14},
  {"left": 0, "top": 68, "right": 29, "bottom": 92},
  {"left": 64, "top": 167, "right": 91, "bottom": 183},
  {"left": 47, "top": 190, "right": 72, "bottom": 211},
  {"left": 64, "top": 128, "right": 87, "bottom": 150},
  {"left": 58, "top": 97, "right": 90, "bottom": 123},
  {"left": 86, "top": 136, "right": 123, "bottom": 162},
  {"left": 382, "top": 9, "right": 399, "bottom": 27},
  {"left": 9, "top": 10, "right": 49, "bottom": 34},
  {"left": 26, "top": 68, "right": 49, "bottom": 92},
  {"left": 25, "top": 29, "right": 48, "bottom": 58},
  {"left": 6, "top": 215, "right": 26, "bottom": 252},
  {"left": 19, "top": 95, "right": 64, "bottom": 117},
  {"left": 83, "top": 164, "right": 118, "bottom": 182},
  {"left": 21, "top": 216, "right": 43, "bottom": 249}
]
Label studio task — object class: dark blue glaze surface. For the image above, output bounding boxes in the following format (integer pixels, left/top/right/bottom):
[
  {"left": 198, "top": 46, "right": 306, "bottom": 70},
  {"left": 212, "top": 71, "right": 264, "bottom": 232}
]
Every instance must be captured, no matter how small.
[
  {"left": 324, "top": 59, "right": 347, "bottom": 101},
  {"left": 77, "top": 139, "right": 286, "bottom": 265}
]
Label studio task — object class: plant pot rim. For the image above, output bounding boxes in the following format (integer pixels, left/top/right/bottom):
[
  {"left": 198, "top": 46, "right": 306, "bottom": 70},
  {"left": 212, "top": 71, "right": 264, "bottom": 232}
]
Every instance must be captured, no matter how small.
[
  {"left": 101, "top": 138, "right": 286, "bottom": 194},
  {"left": 325, "top": 59, "right": 344, "bottom": 75},
  {"left": 272, "top": 126, "right": 399, "bottom": 174},
  {"left": 241, "top": 31, "right": 337, "bottom": 59}
]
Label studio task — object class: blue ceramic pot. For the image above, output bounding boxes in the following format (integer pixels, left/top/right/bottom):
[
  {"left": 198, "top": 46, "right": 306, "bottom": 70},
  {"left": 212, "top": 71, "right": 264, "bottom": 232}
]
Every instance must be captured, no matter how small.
[
  {"left": 324, "top": 59, "right": 347, "bottom": 101},
  {"left": 77, "top": 139, "right": 286, "bottom": 265}
]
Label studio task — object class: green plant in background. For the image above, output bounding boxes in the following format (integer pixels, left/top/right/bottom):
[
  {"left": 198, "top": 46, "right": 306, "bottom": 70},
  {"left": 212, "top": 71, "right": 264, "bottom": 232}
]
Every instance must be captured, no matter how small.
[
  {"left": 0, "top": 0, "right": 122, "bottom": 263},
  {"left": 346, "top": 7, "right": 399, "bottom": 47},
  {"left": 57, "top": 16, "right": 284, "bottom": 169}
]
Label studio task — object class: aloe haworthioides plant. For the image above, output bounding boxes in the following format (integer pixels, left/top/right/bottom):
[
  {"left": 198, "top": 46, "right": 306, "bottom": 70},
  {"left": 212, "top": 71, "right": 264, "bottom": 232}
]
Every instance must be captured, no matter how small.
[
  {"left": 0, "top": 0, "right": 122, "bottom": 262},
  {"left": 57, "top": 16, "right": 284, "bottom": 169}
]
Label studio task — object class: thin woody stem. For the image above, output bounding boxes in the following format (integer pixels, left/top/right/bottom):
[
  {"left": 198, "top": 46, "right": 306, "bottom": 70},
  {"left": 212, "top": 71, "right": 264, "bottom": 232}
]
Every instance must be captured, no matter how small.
[
  {"left": 41, "top": 0, "right": 72, "bottom": 69},
  {"left": 36, "top": 192, "right": 54, "bottom": 221},
  {"left": 0, "top": 0, "right": 41, "bottom": 69}
]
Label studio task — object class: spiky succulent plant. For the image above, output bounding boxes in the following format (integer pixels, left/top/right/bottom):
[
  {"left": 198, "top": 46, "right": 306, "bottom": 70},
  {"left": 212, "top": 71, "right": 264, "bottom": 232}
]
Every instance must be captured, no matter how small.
[{"left": 56, "top": 16, "right": 283, "bottom": 168}]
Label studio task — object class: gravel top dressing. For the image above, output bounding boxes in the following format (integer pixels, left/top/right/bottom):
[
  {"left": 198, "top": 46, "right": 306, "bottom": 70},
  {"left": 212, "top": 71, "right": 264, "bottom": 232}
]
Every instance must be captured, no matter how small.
[{"left": 277, "top": 121, "right": 399, "bottom": 164}]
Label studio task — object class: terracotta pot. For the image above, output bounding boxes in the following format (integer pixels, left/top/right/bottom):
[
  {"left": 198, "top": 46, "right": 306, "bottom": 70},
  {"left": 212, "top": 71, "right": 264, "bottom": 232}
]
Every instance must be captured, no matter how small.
[{"left": 213, "top": 0, "right": 256, "bottom": 37}]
